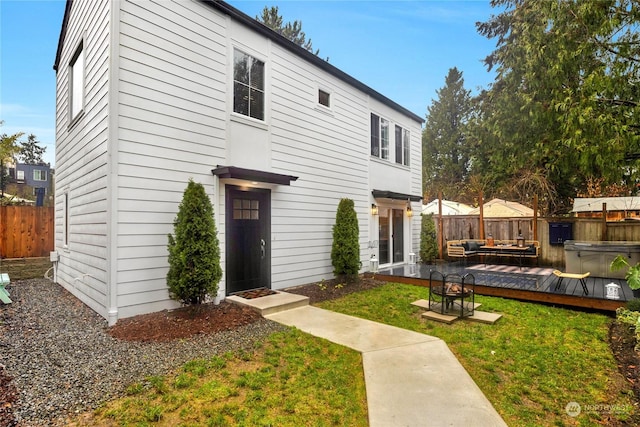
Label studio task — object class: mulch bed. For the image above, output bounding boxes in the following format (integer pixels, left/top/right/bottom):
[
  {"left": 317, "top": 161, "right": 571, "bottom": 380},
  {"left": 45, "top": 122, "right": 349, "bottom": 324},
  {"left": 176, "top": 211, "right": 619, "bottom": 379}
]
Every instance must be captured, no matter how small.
[{"left": 108, "top": 301, "right": 262, "bottom": 343}]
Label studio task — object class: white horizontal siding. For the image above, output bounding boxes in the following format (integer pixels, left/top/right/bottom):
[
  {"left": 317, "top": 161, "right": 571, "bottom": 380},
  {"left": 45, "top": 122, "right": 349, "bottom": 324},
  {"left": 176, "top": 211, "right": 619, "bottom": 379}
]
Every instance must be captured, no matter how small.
[
  {"left": 265, "top": 42, "right": 373, "bottom": 289},
  {"left": 54, "top": 0, "right": 111, "bottom": 318},
  {"left": 114, "top": 0, "right": 228, "bottom": 316}
]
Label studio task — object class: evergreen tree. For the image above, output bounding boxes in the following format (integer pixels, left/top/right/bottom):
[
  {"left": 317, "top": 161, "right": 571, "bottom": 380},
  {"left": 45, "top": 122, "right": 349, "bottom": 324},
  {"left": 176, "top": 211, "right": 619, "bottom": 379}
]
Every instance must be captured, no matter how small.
[
  {"left": 472, "top": 0, "right": 640, "bottom": 212},
  {"left": 18, "top": 134, "right": 46, "bottom": 165},
  {"left": 167, "top": 180, "right": 222, "bottom": 305},
  {"left": 420, "top": 213, "right": 438, "bottom": 263},
  {"left": 0, "top": 122, "right": 23, "bottom": 197},
  {"left": 331, "top": 198, "right": 360, "bottom": 280},
  {"left": 422, "top": 68, "right": 471, "bottom": 201},
  {"left": 256, "top": 6, "right": 321, "bottom": 57}
]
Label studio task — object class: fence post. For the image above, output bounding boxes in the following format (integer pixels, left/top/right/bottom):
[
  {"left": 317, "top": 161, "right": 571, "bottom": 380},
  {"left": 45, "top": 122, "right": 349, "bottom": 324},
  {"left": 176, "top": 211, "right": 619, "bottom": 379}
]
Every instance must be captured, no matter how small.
[
  {"left": 438, "top": 191, "right": 443, "bottom": 259},
  {"left": 601, "top": 203, "right": 608, "bottom": 241}
]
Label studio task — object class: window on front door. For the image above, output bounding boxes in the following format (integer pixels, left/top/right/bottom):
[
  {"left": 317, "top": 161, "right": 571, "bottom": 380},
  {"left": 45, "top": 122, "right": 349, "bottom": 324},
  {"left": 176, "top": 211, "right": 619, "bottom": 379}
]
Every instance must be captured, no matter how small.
[{"left": 233, "top": 49, "right": 265, "bottom": 121}]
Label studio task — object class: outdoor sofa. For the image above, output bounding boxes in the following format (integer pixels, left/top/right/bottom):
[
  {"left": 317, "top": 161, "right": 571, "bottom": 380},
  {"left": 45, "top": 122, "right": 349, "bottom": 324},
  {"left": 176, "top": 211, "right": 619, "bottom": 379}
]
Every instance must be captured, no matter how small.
[{"left": 446, "top": 239, "right": 540, "bottom": 265}]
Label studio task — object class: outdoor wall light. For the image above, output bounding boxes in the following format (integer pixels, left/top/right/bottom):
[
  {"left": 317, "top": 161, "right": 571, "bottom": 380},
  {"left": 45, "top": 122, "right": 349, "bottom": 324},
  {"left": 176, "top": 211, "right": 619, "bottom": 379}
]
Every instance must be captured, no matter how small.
[
  {"left": 371, "top": 204, "right": 378, "bottom": 215},
  {"left": 406, "top": 200, "right": 413, "bottom": 217}
]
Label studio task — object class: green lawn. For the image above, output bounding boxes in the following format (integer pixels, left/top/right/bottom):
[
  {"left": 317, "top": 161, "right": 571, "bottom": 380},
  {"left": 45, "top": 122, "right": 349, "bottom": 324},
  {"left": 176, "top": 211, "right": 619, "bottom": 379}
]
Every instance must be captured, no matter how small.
[
  {"left": 78, "top": 282, "right": 635, "bottom": 426},
  {"left": 318, "top": 282, "right": 636, "bottom": 427},
  {"left": 80, "top": 329, "right": 368, "bottom": 426}
]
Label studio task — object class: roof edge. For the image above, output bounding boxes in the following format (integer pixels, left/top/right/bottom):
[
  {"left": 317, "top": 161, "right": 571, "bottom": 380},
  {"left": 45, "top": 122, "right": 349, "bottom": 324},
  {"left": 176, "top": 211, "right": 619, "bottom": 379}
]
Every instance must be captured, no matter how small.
[
  {"left": 53, "top": 0, "right": 73, "bottom": 71},
  {"left": 199, "top": 0, "right": 424, "bottom": 123},
  {"left": 53, "top": 0, "right": 424, "bottom": 123}
]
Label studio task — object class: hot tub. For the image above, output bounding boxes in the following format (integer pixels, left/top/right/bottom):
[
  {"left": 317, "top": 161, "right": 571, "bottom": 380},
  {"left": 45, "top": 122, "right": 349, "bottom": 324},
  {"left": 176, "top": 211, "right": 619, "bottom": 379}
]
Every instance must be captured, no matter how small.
[{"left": 564, "top": 240, "right": 640, "bottom": 278}]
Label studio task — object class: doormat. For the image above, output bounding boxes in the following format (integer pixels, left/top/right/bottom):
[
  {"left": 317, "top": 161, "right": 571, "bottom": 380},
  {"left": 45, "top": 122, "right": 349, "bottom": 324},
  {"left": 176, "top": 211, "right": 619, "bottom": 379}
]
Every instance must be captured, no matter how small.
[{"left": 233, "top": 288, "right": 278, "bottom": 299}]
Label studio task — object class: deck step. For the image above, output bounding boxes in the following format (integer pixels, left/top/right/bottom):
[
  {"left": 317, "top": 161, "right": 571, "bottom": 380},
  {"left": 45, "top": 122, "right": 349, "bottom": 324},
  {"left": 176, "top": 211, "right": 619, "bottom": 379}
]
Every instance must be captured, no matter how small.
[{"left": 227, "top": 291, "right": 309, "bottom": 316}]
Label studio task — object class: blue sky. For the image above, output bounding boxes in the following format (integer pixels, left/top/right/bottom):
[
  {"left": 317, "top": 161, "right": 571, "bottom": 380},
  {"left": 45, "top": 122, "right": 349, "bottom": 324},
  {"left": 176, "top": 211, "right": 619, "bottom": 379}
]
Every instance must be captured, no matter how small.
[{"left": 1, "top": 1, "right": 498, "bottom": 167}]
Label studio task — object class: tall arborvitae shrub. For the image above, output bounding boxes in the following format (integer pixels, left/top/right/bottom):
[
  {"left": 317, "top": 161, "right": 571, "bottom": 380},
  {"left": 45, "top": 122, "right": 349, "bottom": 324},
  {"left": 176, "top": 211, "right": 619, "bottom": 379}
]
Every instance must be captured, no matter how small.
[
  {"left": 420, "top": 213, "right": 438, "bottom": 263},
  {"left": 331, "top": 198, "right": 360, "bottom": 280},
  {"left": 167, "top": 179, "right": 222, "bottom": 305}
]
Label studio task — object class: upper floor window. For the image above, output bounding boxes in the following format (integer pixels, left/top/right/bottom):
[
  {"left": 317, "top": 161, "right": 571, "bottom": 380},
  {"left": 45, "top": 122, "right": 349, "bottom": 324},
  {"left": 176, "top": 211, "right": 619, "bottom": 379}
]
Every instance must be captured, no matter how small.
[
  {"left": 33, "top": 170, "right": 47, "bottom": 181},
  {"left": 233, "top": 49, "right": 265, "bottom": 120},
  {"left": 69, "top": 43, "right": 84, "bottom": 121},
  {"left": 16, "top": 170, "right": 25, "bottom": 181},
  {"left": 395, "top": 125, "right": 410, "bottom": 166},
  {"left": 370, "top": 113, "right": 389, "bottom": 160},
  {"left": 318, "top": 89, "right": 330, "bottom": 108}
]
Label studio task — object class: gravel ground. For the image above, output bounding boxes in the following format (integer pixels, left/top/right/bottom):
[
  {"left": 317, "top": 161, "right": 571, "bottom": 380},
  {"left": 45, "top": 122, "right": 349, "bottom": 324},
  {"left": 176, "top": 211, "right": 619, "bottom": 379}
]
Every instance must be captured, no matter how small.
[{"left": 0, "top": 279, "right": 287, "bottom": 426}]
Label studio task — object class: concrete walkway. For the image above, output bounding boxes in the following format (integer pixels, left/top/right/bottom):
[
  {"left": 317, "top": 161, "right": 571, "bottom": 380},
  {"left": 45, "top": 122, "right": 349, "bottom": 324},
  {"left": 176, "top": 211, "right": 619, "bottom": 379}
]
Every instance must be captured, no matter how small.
[{"left": 265, "top": 305, "right": 507, "bottom": 427}]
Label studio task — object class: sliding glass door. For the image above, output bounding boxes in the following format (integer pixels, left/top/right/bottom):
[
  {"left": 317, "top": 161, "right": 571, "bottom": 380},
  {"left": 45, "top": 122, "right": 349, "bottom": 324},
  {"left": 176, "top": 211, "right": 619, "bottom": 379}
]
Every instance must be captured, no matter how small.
[{"left": 378, "top": 208, "right": 404, "bottom": 265}]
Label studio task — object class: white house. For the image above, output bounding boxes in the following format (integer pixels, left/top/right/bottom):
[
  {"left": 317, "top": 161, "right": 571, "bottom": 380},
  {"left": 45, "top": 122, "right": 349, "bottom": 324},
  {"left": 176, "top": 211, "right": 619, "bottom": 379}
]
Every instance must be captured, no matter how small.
[{"left": 53, "top": 0, "right": 424, "bottom": 325}]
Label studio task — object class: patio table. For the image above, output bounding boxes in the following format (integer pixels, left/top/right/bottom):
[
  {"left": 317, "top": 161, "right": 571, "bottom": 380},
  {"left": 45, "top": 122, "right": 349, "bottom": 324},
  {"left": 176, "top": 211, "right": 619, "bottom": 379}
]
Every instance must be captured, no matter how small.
[{"left": 480, "top": 245, "right": 530, "bottom": 267}]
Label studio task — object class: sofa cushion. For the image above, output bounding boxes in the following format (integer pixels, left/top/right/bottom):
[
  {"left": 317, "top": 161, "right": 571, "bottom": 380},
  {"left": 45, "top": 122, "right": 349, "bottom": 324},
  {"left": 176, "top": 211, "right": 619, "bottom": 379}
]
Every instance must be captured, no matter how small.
[
  {"left": 525, "top": 244, "right": 536, "bottom": 254},
  {"left": 462, "top": 242, "right": 470, "bottom": 251},
  {"left": 468, "top": 241, "right": 480, "bottom": 251}
]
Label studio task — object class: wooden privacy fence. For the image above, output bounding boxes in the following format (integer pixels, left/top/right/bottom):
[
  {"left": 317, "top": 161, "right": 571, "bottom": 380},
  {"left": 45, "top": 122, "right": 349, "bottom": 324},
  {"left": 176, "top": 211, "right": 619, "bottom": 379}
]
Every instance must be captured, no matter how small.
[
  {"left": 433, "top": 215, "right": 640, "bottom": 267},
  {"left": 0, "top": 206, "right": 54, "bottom": 258}
]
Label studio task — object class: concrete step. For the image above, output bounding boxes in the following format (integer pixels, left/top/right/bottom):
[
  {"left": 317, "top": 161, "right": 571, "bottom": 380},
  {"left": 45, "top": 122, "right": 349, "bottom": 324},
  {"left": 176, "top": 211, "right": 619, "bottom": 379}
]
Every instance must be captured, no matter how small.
[{"left": 227, "top": 291, "right": 309, "bottom": 316}]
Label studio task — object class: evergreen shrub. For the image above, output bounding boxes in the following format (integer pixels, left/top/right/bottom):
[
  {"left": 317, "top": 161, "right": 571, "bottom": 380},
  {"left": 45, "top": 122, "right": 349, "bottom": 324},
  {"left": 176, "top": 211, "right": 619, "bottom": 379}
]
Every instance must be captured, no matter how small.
[
  {"left": 331, "top": 198, "right": 360, "bottom": 280},
  {"left": 420, "top": 213, "right": 438, "bottom": 263},
  {"left": 167, "top": 179, "right": 222, "bottom": 305}
]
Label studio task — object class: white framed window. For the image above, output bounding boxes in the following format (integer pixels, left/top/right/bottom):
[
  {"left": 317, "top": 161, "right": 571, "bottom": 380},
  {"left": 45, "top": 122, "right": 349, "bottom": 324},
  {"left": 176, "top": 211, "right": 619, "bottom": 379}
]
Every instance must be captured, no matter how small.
[
  {"left": 16, "top": 170, "right": 25, "bottom": 181},
  {"left": 371, "top": 113, "right": 389, "bottom": 160},
  {"left": 233, "top": 49, "right": 265, "bottom": 120},
  {"left": 395, "top": 125, "right": 410, "bottom": 166},
  {"left": 69, "top": 42, "right": 84, "bottom": 121},
  {"left": 33, "top": 170, "right": 47, "bottom": 181},
  {"left": 318, "top": 89, "right": 330, "bottom": 108}
]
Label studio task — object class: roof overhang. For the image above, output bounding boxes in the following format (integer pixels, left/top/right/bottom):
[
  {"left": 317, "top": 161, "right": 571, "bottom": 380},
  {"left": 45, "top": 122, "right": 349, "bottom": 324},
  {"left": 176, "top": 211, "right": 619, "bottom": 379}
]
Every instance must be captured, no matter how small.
[
  {"left": 212, "top": 166, "right": 298, "bottom": 186},
  {"left": 372, "top": 190, "right": 422, "bottom": 202}
]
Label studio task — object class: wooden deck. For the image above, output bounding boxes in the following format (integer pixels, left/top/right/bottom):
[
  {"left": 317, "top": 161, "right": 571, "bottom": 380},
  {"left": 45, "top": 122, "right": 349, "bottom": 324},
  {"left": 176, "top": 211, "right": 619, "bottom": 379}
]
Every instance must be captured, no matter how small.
[{"left": 376, "top": 262, "right": 633, "bottom": 312}]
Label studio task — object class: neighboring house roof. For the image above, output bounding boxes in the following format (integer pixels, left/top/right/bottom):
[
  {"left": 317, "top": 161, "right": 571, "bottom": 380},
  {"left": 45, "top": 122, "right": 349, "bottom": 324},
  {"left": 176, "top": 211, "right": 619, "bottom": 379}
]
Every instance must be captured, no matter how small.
[
  {"left": 572, "top": 197, "right": 640, "bottom": 213},
  {"left": 421, "top": 199, "right": 474, "bottom": 216},
  {"left": 52, "top": 0, "right": 424, "bottom": 124},
  {"left": 468, "top": 198, "right": 534, "bottom": 217}
]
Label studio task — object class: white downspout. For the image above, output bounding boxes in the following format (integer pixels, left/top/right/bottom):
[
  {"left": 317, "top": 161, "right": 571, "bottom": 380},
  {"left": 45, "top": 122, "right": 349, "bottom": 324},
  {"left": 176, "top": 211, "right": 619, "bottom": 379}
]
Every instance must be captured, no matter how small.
[{"left": 106, "top": 0, "right": 122, "bottom": 326}]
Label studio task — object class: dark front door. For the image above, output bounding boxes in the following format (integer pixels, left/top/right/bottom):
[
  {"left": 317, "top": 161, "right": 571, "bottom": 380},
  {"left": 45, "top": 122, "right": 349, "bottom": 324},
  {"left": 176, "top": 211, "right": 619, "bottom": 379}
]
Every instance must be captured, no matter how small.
[{"left": 225, "top": 186, "right": 271, "bottom": 294}]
